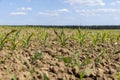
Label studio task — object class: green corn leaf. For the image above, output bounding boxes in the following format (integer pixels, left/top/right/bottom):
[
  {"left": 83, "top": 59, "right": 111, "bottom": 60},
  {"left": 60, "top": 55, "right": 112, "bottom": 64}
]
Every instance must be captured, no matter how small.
[{"left": 44, "top": 73, "right": 50, "bottom": 80}]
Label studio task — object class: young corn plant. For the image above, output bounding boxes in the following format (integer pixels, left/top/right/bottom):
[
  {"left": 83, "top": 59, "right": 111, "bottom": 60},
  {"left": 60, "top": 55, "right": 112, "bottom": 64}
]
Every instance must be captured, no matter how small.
[
  {"left": 71, "top": 52, "right": 80, "bottom": 67},
  {"left": 79, "top": 68, "right": 94, "bottom": 80},
  {"left": 11, "top": 30, "right": 20, "bottom": 50},
  {"left": 116, "top": 34, "right": 120, "bottom": 42},
  {"left": 54, "top": 29, "right": 69, "bottom": 47},
  {"left": 57, "top": 52, "right": 93, "bottom": 80},
  {"left": 38, "top": 30, "right": 49, "bottom": 47},
  {"left": 22, "top": 33, "right": 34, "bottom": 48},
  {"left": 0, "top": 30, "right": 16, "bottom": 50},
  {"left": 44, "top": 73, "right": 50, "bottom": 80},
  {"left": 79, "top": 58, "right": 93, "bottom": 80},
  {"left": 73, "top": 28, "right": 86, "bottom": 46},
  {"left": 94, "top": 50, "right": 104, "bottom": 64},
  {"left": 109, "top": 35, "right": 114, "bottom": 44},
  {"left": 91, "top": 32, "right": 100, "bottom": 46},
  {"left": 100, "top": 32, "right": 107, "bottom": 43}
]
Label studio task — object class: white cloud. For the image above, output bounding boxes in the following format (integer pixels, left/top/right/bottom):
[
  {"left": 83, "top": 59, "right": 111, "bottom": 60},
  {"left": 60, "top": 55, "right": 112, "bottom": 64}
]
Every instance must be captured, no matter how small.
[
  {"left": 64, "top": 0, "right": 105, "bottom": 6},
  {"left": 76, "top": 8, "right": 120, "bottom": 16},
  {"left": 18, "top": 7, "right": 32, "bottom": 11},
  {"left": 10, "top": 12, "right": 27, "bottom": 15},
  {"left": 38, "top": 8, "right": 69, "bottom": 16},
  {"left": 57, "top": 8, "right": 69, "bottom": 12},
  {"left": 111, "top": 0, "right": 120, "bottom": 5},
  {"left": 10, "top": 7, "right": 32, "bottom": 16}
]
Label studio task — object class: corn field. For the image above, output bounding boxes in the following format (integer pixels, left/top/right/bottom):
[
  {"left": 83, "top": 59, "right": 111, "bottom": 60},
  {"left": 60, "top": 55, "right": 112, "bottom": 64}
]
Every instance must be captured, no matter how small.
[{"left": 0, "top": 26, "right": 119, "bottom": 80}]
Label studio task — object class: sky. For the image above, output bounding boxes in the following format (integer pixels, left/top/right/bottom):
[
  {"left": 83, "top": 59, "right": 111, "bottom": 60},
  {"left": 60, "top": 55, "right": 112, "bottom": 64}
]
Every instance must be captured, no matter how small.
[{"left": 0, "top": 0, "right": 120, "bottom": 25}]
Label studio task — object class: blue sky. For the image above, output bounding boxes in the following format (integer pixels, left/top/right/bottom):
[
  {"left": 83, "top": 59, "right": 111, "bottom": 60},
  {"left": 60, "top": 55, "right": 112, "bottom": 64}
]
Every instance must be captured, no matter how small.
[{"left": 0, "top": 0, "right": 120, "bottom": 25}]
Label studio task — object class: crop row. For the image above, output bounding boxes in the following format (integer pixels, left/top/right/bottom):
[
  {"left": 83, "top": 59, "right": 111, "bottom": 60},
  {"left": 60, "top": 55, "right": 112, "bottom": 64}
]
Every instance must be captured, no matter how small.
[{"left": 0, "top": 28, "right": 119, "bottom": 50}]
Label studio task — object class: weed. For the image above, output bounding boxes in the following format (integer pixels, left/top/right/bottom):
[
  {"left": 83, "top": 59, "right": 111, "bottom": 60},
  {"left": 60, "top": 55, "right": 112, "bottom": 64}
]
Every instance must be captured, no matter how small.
[
  {"left": 32, "top": 51, "right": 43, "bottom": 63},
  {"left": 57, "top": 52, "right": 80, "bottom": 67},
  {"left": 57, "top": 55, "right": 72, "bottom": 66}
]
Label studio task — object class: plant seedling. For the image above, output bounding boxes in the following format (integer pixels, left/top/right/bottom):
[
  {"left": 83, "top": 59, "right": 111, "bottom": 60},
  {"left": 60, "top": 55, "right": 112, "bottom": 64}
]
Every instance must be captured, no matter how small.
[
  {"left": 54, "top": 29, "right": 69, "bottom": 47},
  {"left": 11, "top": 30, "right": 20, "bottom": 50},
  {"left": 91, "top": 32, "right": 100, "bottom": 46},
  {"left": 74, "top": 28, "right": 87, "bottom": 46},
  {"left": 32, "top": 51, "right": 43, "bottom": 63},
  {"left": 0, "top": 30, "right": 16, "bottom": 50},
  {"left": 38, "top": 30, "right": 49, "bottom": 47},
  {"left": 22, "top": 33, "right": 34, "bottom": 48},
  {"left": 44, "top": 73, "right": 50, "bottom": 80},
  {"left": 94, "top": 50, "right": 104, "bottom": 64},
  {"left": 100, "top": 32, "right": 107, "bottom": 43}
]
